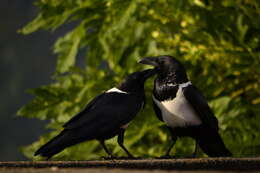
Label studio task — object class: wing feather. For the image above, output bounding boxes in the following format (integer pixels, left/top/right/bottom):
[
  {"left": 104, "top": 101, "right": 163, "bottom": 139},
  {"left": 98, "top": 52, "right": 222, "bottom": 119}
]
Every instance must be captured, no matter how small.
[
  {"left": 63, "top": 92, "right": 143, "bottom": 132},
  {"left": 63, "top": 93, "right": 105, "bottom": 128},
  {"left": 183, "top": 85, "right": 219, "bottom": 130}
]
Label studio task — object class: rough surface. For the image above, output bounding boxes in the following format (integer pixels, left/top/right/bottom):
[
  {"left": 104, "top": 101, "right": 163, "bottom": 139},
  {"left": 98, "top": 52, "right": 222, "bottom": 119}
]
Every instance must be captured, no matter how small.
[
  {"left": 0, "top": 158, "right": 260, "bottom": 171},
  {"left": 1, "top": 168, "right": 260, "bottom": 173}
]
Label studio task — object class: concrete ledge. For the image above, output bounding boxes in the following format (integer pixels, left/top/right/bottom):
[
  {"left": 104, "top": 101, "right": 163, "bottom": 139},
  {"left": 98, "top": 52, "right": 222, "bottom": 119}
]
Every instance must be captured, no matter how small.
[{"left": 0, "top": 158, "right": 260, "bottom": 171}]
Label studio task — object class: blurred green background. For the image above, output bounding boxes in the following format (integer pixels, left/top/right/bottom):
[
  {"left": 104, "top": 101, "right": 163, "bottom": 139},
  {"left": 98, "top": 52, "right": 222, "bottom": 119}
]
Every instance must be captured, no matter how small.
[{"left": 5, "top": 0, "right": 260, "bottom": 160}]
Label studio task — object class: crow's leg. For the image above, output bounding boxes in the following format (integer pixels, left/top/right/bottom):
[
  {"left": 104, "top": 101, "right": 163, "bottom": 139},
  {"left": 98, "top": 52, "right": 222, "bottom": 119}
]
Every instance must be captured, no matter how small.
[
  {"left": 191, "top": 140, "right": 199, "bottom": 158},
  {"left": 183, "top": 139, "right": 199, "bottom": 158},
  {"left": 117, "top": 130, "right": 134, "bottom": 158},
  {"left": 99, "top": 140, "right": 115, "bottom": 159},
  {"left": 158, "top": 128, "right": 177, "bottom": 159},
  {"left": 161, "top": 135, "right": 177, "bottom": 158},
  {"left": 165, "top": 136, "right": 177, "bottom": 156}
]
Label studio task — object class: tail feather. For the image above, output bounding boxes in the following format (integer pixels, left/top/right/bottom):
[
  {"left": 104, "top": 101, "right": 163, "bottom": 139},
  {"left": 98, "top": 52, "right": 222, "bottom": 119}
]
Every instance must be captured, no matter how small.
[
  {"left": 34, "top": 130, "right": 82, "bottom": 159},
  {"left": 198, "top": 130, "right": 232, "bottom": 157}
]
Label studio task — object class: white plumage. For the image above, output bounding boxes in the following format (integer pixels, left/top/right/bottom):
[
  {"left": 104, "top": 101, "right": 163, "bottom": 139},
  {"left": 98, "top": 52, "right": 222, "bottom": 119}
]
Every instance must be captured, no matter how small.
[
  {"left": 106, "top": 87, "right": 127, "bottom": 94},
  {"left": 153, "top": 82, "right": 202, "bottom": 128}
]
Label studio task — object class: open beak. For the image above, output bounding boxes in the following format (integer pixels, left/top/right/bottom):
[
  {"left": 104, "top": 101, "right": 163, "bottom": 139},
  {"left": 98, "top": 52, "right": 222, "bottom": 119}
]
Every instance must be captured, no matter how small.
[{"left": 138, "top": 57, "right": 159, "bottom": 67}]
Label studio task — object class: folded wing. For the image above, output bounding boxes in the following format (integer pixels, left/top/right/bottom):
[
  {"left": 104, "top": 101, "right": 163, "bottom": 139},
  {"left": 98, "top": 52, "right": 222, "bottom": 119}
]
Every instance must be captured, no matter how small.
[
  {"left": 183, "top": 85, "right": 219, "bottom": 131},
  {"left": 63, "top": 92, "right": 143, "bottom": 139}
]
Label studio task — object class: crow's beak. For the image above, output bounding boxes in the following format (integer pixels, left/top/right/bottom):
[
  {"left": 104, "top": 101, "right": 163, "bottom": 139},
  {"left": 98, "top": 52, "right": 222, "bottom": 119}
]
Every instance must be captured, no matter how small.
[
  {"left": 138, "top": 57, "right": 159, "bottom": 67},
  {"left": 141, "top": 68, "right": 157, "bottom": 80}
]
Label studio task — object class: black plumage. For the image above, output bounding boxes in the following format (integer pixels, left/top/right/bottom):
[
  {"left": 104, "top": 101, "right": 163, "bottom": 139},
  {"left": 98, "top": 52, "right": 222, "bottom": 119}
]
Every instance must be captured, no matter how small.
[
  {"left": 139, "top": 55, "right": 231, "bottom": 157},
  {"left": 34, "top": 69, "right": 156, "bottom": 159}
]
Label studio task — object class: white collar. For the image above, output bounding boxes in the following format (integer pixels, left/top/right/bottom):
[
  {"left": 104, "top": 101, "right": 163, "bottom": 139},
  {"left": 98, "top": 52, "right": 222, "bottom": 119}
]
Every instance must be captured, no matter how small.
[
  {"left": 167, "top": 81, "right": 192, "bottom": 88},
  {"left": 179, "top": 81, "right": 192, "bottom": 88}
]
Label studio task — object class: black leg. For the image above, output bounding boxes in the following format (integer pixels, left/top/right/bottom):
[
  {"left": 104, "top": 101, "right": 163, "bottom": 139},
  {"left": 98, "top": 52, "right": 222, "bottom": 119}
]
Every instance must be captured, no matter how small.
[
  {"left": 165, "top": 137, "right": 177, "bottom": 156},
  {"left": 117, "top": 130, "right": 134, "bottom": 158},
  {"left": 157, "top": 128, "right": 177, "bottom": 159},
  {"left": 164, "top": 135, "right": 177, "bottom": 157},
  {"left": 191, "top": 140, "right": 199, "bottom": 158},
  {"left": 99, "top": 140, "right": 113, "bottom": 157}
]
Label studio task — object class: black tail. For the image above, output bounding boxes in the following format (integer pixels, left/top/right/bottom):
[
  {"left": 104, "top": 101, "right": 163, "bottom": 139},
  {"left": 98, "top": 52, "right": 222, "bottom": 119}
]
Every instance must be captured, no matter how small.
[
  {"left": 34, "top": 130, "right": 83, "bottom": 159},
  {"left": 198, "top": 129, "right": 232, "bottom": 157}
]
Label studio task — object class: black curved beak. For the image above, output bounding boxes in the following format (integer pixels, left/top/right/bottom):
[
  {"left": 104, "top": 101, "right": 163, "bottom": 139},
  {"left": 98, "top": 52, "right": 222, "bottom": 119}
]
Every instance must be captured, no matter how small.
[
  {"left": 138, "top": 57, "right": 159, "bottom": 67},
  {"left": 140, "top": 68, "right": 157, "bottom": 80}
]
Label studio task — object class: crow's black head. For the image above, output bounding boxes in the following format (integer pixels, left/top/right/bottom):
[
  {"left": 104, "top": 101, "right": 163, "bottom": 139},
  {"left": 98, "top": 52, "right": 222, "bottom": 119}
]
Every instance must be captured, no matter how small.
[
  {"left": 119, "top": 68, "right": 157, "bottom": 93},
  {"left": 139, "top": 55, "right": 188, "bottom": 84}
]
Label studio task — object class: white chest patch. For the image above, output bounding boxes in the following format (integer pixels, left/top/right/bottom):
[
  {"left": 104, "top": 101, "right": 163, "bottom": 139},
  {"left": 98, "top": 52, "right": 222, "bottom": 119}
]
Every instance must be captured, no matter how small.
[
  {"left": 106, "top": 87, "right": 127, "bottom": 94},
  {"left": 153, "top": 82, "right": 202, "bottom": 128}
]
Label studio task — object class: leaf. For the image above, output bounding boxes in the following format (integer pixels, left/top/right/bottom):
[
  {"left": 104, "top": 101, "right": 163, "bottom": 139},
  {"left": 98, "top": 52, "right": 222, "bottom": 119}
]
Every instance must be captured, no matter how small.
[
  {"left": 209, "top": 96, "right": 231, "bottom": 117},
  {"left": 236, "top": 14, "right": 248, "bottom": 43},
  {"left": 54, "top": 24, "right": 86, "bottom": 73}
]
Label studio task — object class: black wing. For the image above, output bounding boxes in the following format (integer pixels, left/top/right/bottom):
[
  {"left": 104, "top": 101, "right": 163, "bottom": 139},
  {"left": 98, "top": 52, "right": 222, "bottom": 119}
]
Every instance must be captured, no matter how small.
[
  {"left": 152, "top": 99, "right": 163, "bottom": 122},
  {"left": 183, "top": 85, "right": 219, "bottom": 131},
  {"left": 63, "top": 92, "right": 143, "bottom": 138},
  {"left": 63, "top": 93, "right": 105, "bottom": 128}
]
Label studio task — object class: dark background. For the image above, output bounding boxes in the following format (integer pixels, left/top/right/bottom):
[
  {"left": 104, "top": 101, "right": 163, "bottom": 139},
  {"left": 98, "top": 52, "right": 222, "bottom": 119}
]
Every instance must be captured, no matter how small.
[{"left": 0, "top": 1, "right": 62, "bottom": 161}]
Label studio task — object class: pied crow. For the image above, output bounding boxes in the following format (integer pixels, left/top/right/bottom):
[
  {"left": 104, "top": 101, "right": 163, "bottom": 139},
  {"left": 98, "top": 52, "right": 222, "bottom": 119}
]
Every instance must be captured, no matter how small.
[
  {"left": 34, "top": 69, "right": 156, "bottom": 159},
  {"left": 139, "top": 55, "right": 231, "bottom": 157}
]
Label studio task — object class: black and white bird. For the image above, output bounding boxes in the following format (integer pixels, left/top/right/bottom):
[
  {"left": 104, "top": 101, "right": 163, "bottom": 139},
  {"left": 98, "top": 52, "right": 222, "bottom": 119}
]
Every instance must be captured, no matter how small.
[
  {"left": 139, "top": 55, "right": 231, "bottom": 157},
  {"left": 34, "top": 69, "right": 156, "bottom": 159}
]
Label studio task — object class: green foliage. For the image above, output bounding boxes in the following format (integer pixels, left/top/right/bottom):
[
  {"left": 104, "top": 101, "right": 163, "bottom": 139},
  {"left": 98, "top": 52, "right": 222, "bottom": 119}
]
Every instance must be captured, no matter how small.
[{"left": 19, "top": 0, "right": 260, "bottom": 160}]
